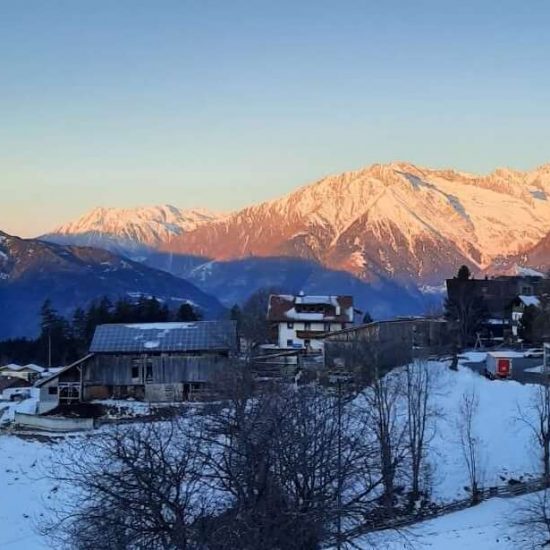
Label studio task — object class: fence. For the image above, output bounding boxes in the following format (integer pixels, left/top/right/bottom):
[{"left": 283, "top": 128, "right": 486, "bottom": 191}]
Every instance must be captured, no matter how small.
[
  {"left": 14, "top": 412, "right": 94, "bottom": 432},
  {"left": 353, "top": 477, "right": 550, "bottom": 536}
]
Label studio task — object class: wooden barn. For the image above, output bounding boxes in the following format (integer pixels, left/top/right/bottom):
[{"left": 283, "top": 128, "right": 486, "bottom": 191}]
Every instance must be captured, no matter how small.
[{"left": 82, "top": 321, "right": 238, "bottom": 402}]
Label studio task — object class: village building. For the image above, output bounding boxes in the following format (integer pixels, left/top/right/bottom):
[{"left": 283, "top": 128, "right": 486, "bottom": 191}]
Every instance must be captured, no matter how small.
[
  {"left": 36, "top": 321, "right": 238, "bottom": 404},
  {"left": 511, "top": 295, "right": 541, "bottom": 338},
  {"left": 0, "top": 363, "right": 44, "bottom": 383},
  {"left": 324, "top": 317, "right": 449, "bottom": 376},
  {"left": 267, "top": 293, "right": 355, "bottom": 352},
  {"left": 446, "top": 273, "right": 544, "bottom": 341}
]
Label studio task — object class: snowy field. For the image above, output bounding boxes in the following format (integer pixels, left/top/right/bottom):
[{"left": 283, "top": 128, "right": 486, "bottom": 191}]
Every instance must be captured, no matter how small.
[
  {"left": 370, "top": 493, "right": 536, "bottom": 549},
  {"left": 0, "top": 358, "right": 547, "bottom": 548},
  {"left": 0, "top": 435, "right": 58, "bottom": 549}
]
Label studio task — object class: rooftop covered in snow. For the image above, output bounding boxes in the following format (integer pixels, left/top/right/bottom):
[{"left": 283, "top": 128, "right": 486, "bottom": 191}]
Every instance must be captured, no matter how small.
[
  {"left": 89, "top": 321, "right": 237, "bottom": 354},
  {"left": 267, "top": 293, "right": 354, "bottom": 323}
]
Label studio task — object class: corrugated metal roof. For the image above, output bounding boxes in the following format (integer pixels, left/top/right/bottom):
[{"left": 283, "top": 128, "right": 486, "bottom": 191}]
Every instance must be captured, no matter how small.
[{"left": 89, "top": 321, "right": 237, "bottom": 353}]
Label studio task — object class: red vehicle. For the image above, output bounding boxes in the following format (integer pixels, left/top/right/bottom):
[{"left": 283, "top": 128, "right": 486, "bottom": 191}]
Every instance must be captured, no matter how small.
[{"left": 485, "top": 352, "right": 513, "bottom": 380}]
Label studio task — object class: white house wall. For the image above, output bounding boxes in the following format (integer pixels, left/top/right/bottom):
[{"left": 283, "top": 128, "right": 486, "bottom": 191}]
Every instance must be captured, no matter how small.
[{"left": 278, "top": 321, "right": 345, "bottom": 350}]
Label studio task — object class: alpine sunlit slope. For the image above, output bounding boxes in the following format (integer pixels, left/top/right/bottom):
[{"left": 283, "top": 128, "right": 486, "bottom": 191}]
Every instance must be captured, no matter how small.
[
  {"left": 0, "top": 231, "right": 224, "bottom": 339},
  {"left": 43, "top": 205, "right": 222, "bottom": 257},
  {"left": 41, "top": 162, "right": 550, "bottom": 313},
  {"left": 161, "top": 162, "right": 550, "bottom": 284}
]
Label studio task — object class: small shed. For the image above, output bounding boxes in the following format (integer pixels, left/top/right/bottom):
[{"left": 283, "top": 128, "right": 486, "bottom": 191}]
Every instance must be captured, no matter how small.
[
  {"left": 485, "top": 351, "right": 515, "bottom": 379},
  {"left": 35, "top": 355, "right": 93, "bottom": 412}
]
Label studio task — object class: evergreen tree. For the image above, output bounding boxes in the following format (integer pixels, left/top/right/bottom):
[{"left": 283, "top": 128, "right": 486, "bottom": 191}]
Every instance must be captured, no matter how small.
[
  {"left": 456, "top": 265, "right": 471, "bottom": 281},
  {"left": 240, "top": 288, "right": 275, "bottom": 346},
  {"left": 518, "top": 304, "right": 540, "bottom": 343},
  {"left": 72, "top": 307, "right": 88, "bottom": 354},
  {"left": 176, "top": 303, "right": 199, "bottom": 322},
  {"left": 362, "top": 311, "right": 373, "bottom": 324},
  {"left": 112, "top": 298, "right": 134, "bottom": 323},
  {"left": 39, "top": 299, "right": 71, "bottom": 366}
]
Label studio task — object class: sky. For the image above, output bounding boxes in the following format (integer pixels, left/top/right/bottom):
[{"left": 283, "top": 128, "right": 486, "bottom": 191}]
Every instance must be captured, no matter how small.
[{"left": 1, "top": 0, "right": 550, "bottom": 237}]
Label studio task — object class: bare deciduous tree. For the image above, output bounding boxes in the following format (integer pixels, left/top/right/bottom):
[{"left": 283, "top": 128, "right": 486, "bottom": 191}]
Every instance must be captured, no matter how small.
[
  {"left": 200, "top": 382, "right": 384, "bottom": 549},
  {"left": 518, "top": 382, "right": 550, "bottom": 479},
  {"left": 43, "top": 359, "right": 413, "bottom": 549},
  {"left": 364, "top": 368, "right": 408, "bottom": 511},
  {"left": 403, "top": 358, "right": 437, "bottom": 508},
  {"left": 514, "top": 489, "right": 550, "bottom": 548},
  {"left": 42, "top": 417, "right": 215, "bottom": 549},
  {"left": 457, "top": 389, "right": 484, "bottom": 503}
]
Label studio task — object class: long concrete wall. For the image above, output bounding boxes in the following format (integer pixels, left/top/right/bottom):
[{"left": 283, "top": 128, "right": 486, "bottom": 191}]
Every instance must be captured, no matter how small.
[{"left": 14, "top": 412, "right": 94, "bottom": 432}]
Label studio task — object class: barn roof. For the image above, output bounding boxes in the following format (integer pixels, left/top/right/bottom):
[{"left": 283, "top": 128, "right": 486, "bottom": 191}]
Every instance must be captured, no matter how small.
[{"left": 89, "top": 321, "right": 237, "bottom": 354}]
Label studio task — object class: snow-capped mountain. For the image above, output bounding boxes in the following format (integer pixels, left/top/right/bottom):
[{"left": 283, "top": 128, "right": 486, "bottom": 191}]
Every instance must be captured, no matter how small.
[
  {"left": 42, "top": 205, "right": 222, "bottom": 257},
  {"left": 161, "top": 162, "right": 550, "bottom": 284},
  {"left": 41, "top": 162, "right": 550, "bottom": 314}
]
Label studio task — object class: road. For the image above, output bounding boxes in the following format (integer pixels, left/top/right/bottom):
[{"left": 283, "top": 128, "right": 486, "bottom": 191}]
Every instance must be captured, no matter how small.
[{"left": 463, "top": 356, "right": 545, "bottom": 385}]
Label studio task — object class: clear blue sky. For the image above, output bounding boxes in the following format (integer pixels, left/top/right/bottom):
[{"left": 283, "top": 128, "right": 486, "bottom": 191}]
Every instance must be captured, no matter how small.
[{"left": 2, "top": 0, "right": 550, "bottom": 237}]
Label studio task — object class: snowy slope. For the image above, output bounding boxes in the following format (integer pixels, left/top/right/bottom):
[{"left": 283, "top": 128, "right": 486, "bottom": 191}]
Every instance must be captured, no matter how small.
[
  {"left": 369, "top": 493, "right": 535, "bottom": 549},
  {"left": 426, "top": 362, "right": 539, "bottom": 502},
  {"left": 161, "top": 162, "right": 550, "bottom": 284},
  {"left": 0, "top": 359, "right": 547, "bottom": 549},
  {"left": 41, "top": 162, "right": 550, "bottom": 291},
  {"left": 0, "top": 435, "right": 56, "bottom": 549}
]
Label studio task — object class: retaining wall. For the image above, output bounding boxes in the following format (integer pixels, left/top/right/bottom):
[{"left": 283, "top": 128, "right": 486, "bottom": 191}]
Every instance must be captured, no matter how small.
[{"left": 14, "top": 412, "right": 94, "bottom": 432}]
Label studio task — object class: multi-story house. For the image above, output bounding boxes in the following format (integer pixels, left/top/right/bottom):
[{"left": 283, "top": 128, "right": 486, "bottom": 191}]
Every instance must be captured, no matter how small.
[{"left": 267, "top": 293, "right": 354, "bottom": 352}]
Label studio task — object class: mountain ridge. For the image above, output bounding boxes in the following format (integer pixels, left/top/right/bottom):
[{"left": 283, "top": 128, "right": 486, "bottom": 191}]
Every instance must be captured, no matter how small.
[
  {"left": 0, "top": 231, "right": 224, "bottom": 339},
  {"left": 40, "top": 161, "right": 550, "bottom": 311},
  {"left": 158, "top": 161, "right": 550, "bottom": 283},
  {"left": 42, "top": 205, "right": 223, "bottom": 257}
]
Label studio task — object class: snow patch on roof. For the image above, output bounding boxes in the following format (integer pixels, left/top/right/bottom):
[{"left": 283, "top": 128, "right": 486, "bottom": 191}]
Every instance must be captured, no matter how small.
[
  {"left": 124, "top": 322, "right": 198, "bottom": 330},
  {"left": 515, "top": 265, "right": 545, "bottom": 278},
  {"left": 144, "top": 341, "right": 160, "bottom": 349},
  {"left": 518, "top": 295, "right": 540, "bottom": 307}
]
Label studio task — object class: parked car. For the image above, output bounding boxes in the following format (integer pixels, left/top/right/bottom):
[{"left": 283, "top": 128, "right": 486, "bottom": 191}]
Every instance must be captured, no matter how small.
[{"left": 524, "top": 348, "right": 544, "bottom": 358}]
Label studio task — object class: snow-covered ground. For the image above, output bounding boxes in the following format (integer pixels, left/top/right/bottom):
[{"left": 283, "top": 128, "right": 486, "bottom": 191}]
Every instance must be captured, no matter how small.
[
  {"left": 0, "top": 435, "right": 59, "bottom": 549},
  {"left": 0, "top": 392, "right": 40, "bottom": 425},
  {"left": 369, "top": 492, "right": 536, "bottom": 549},
  {"left": 0, "top": 359, "right": 546, "bottom": 548},
  {"left": 426, "top": 361, "right": 540, "bottom": 502}
]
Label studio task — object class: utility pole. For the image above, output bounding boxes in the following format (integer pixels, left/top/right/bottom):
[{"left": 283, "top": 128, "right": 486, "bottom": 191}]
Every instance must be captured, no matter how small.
[{"left": 48, "top": 328, "right": 52, "bottom": 369}]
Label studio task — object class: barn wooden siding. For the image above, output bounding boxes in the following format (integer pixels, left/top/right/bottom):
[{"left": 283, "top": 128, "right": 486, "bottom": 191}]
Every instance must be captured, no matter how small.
[
  {"left": 325, "top": 319, "right": 449, "bottom": 374},
  {"left": 83, "top": 353, "right": 230, "bottom": 386}
]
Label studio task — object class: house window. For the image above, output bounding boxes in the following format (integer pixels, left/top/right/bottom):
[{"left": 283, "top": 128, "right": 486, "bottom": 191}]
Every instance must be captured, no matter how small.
[
  {"left": 287, "top": 339, "right": 293, "bottom": 347},
  {"left": 521, "top": 286, "right": 533, "bottom": 295},
  {"left": 287, "top": 322, "right": 294, "bottom": 329},
  {"left": 304, "top": 322, "right": 311, "bottom": 330},
  {"left": 48, "top": 386, "right": 58, "bottom": 395},
  {"left": 145, "top": 361, "right": 153, "bottom": 382},
  {"left": 131, "top": 366, "right": 140, "bottom": 380}
]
